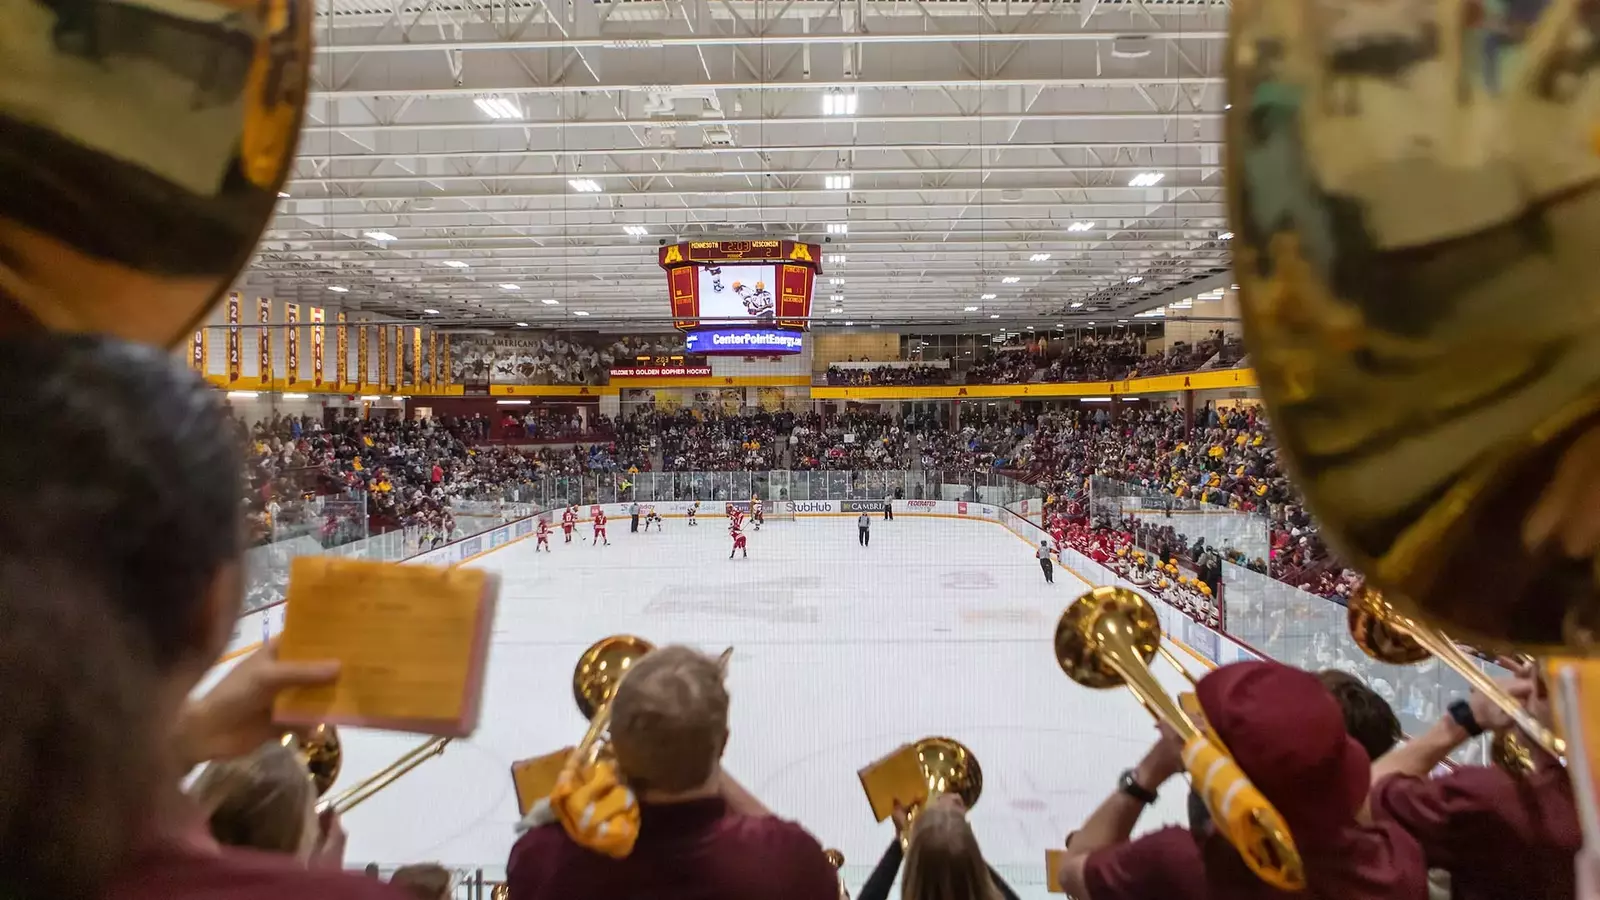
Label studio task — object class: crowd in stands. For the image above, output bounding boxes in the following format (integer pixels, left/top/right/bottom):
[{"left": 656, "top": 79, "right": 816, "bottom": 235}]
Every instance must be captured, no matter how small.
[
  {"left": 823, "top": 363, "right": 950, "bottom": 386},
  {"left": 960, "top": 330, "right": 1248, "bottom": 385}
]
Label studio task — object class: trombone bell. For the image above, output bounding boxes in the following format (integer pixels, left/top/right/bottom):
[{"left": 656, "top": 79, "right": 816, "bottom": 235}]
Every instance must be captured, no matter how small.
[{"left": 283, "top": 724, "right": 343, "bottom": 797}]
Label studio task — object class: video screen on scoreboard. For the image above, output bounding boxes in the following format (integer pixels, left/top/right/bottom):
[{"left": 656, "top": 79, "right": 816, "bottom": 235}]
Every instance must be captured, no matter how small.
[{"left": 697, "top": 264, "right": 779, "bottom": 325}]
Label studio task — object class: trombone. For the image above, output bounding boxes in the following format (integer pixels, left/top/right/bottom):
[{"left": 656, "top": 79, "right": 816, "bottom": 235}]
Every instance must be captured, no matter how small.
[
  {"left": 1055, "top": 586, "right": 1305, "bottom": 892},
  {"left": 1348, "top": 588, "right": 1565, "bottom": 769},
  {"left": 568, "top": 634, "right": 658, "bottom": 769},
  {"left": 284, "top": 724, "right": 453, "bottom": 815}
]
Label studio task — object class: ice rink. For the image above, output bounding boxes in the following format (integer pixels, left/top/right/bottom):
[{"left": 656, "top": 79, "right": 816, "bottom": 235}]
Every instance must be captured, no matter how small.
[{"left": 334, "top": 513, "right": 1207, "bottom": 897}]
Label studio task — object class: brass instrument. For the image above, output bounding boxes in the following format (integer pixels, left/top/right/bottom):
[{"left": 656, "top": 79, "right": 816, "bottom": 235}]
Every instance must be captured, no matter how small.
[
  {"left": 1055, "top": 586, "right": 1305, "bottom": 891},
  {"left": 898, "top": 737, "right": 984, "bottom": 850},
  {"left": 570, "top": 634, "right": 657, "bottom": 765},
  {"left": 1223, "top": 0, "right": 1600, "bottom": 654},
  {"left": 1349, "top": 588, "right": 1565, "bottom": 767},
  {"left": 824, "top": 848, "right": 850, "bottom": 900},
  {"left": 283, "top": 723, "right": 452, "bottom": 814}
]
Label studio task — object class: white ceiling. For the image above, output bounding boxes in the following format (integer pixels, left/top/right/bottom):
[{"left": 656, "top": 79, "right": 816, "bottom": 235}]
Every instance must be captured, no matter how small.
[{"left": 247, "top": 0, "right": 1233, "bottom": 330}]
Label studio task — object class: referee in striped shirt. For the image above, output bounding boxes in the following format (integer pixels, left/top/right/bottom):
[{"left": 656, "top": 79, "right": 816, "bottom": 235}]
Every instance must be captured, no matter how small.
[{"left": 1037, "top": 540, "right": 1054, "bottom": 583}]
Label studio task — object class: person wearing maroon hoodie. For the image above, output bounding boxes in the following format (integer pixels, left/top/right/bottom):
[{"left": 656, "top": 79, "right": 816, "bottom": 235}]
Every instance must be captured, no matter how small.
[
  {"left": 1054, "top": 660, "right": 1428, "bottom": 900},
  {"left": 0, "top": 337, "right": 405, "bottom": 900}
]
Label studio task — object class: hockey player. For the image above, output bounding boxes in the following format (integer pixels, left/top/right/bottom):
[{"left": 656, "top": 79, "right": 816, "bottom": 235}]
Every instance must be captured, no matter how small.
[
  {"left": 561, "top": 505, "right": 577, "bottom": 543},
  {"left": 728, "top": 518, "right": 748, "bottom": 559},
  {"left": 750, "top": 495, "right": 764, "bottom": 530},
  {"left": 592, "top": 509, "right": 610, "bottom": 546},
  {"left": 644, "top": 505, "right": 663, "bottom": 531},
  {"left": 535, "top": 517, "right": 552, "bottom": 552},
  {"left": 686, "top": 502, "right": 699, "bottom": 526}
]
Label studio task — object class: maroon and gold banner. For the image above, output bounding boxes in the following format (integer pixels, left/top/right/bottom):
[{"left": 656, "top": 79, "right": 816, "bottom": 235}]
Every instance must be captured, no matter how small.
[
  {"left": 284, "top": 303, "right": 300, "bottom": 385},
  {"left": 441, "top": 334, "right": 451, "bottom": 387},
  {"left": 411, "top": 327, "right": 423, "bottom": 388},
  {"left": 357, "top": 323, "right": 368, "bottom": 390},
  {"left": 257, "top": 297, "right": 271, "bottom": 386},
  {"left": 226, "top": 293, "right": 241, "bottom": 383},
  {"left": 376, "top": 322, "right": 387, "bottom": 390},
  {"left": 335, "top": 312, "right": 348, "bottom": 388},
  {"left": 310, "top": 307, "right": 325, "bottom": 387},
  {"left": 390, "top": 325, "right": 401, "bottom": 391},
  {"left": 190, "top": 329, "right": 206, "bottom": 373},
  {"left": 427, "top": 330, "right": 438, "bottom": 389}
]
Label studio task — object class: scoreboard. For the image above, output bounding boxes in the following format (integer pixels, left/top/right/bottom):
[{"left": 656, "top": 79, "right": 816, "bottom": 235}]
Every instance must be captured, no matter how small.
[{"left": 658, "top": 240, "right": 823, "bottom": 331}]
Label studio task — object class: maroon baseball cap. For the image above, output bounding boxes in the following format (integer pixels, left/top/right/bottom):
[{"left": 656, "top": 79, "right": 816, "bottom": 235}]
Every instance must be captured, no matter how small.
[{"left": 1196, "top": 660, "right": 1371, "bottom": 840}]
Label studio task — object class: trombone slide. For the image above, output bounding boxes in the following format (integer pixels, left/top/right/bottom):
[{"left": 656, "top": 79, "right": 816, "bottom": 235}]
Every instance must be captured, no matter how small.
[{"left": 321, "top": 736, "right": 451, "bottom": 815}]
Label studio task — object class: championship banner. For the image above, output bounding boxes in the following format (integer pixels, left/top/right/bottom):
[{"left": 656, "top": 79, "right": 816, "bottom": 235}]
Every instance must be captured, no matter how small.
[
  {"left": 226, "top": 293, "right": 241, "bottom": 382},
  {"left": 428, "top": 330, "right": 438, "bottom": 389},
  {"left": 391, "top": 326, "right": 402, "bottom": 391},
  {"left": 357, "top": 323, "right": 368, "bottom": 390},
  {"left": 190, "top": 329, "right": 206, "bottom": 372},
  {"left": 336, "top": 312, "right": 348, "bottom": 388},
  {"left": 310, "top": 307, "right": 325, "bottom": 387},
  {"left": 376, "top": 322, "right": 387, "bottom": 390},
  {"left": 257, "top": 296, "right": 271, "bottom": 386},
  {"left": 441, "top": 334, "right": 451, "bottom": 387},
  {"left": 412, "top": 327, "right": 423, "bottom": 389},
  {"left": 284, "top": 303, "right": 300, "bottom": 385}
]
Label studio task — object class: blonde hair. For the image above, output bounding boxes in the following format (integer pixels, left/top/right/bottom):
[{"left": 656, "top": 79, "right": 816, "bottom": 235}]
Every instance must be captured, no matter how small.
[
  {"left": 609, "top": 645, "right": 729, "bottom": 793},
  {"left": 901, "top": 801, "right": 1003, "bottom": 900},
  {"left": 188, "top": 741, "right": 317, "bottom": 859}
]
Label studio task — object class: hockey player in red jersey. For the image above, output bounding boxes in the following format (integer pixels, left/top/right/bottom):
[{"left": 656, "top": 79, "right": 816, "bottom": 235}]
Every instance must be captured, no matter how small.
[
  {"left": 728, "top": 518, "right": 747, "bottom": 559},
  {"left": 536, "top": 517, "right": 552, "bottom": 551},
  {"left": 726, "top": 503, "right": 745, "bottom": 532},
  {"left": 592, "top": 509, "right": 610, "bottom": 546},
  {"left": 561, "top": 505, "right": 577, "bottom": 543}
]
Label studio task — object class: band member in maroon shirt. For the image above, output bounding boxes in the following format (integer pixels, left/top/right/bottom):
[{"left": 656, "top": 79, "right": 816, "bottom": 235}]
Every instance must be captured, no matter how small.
[
  {"left": 1054, "top": 660, "right": 1427, "bottom": 900},
  {"left": 506, "top": 646, "right": 838, "bottom": 900},
  {"left": 1365, "top": 661, "right": 1581, "bottom": 900},
  {"left": 0, "top": 338, "right": 405, "bottom": 900}
]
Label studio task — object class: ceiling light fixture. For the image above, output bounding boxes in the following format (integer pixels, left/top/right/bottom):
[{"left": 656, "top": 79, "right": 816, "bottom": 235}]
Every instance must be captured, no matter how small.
[
  {"left": 1129, "top": 172, "right": 1165, "bottom": 187},
  {"left": 980, "top": 293, "right": 996, "bottom": 300},
  {"left": 1070, "top": 301, "right": 1084, "bottom": 308},
  {"left": 327, "top": 286, "right": 349, "bottom": 293},
  {"left": 830, "top": 307, "right": 844, "bottom": 314},
  {"left": 474, "top": 97, "right": 523, "bottom": 120},
  {"left": 964, "top": 306, "right": 980, "bottom": 312},
  {"left": 1067, "top": 221, "right": 1095, "bottom": 232},
  {"left": 364, "top": 230, "right": 398, "bottom": 242},
  {"left": 499, "top": 283, "right": 520, "bottom": 290},
  {"left": 1219, "top": 231, "right": 1235, "bottom": 240},
  {"left": 623, "top": 225, "right": 648, "bottom": 236},
  {"left": 442, "top": 260, "right": 469, "bottom": 268},
  {"left": 277, "top": 191, "right": 291, "bottom": 199},
  {"left": 827, "top": 223, "right": 848, "bottom": 235},
  {"left": 1127, "top": 275, "right": 1143, "bottom": 283},
  {"left": 281, "top": 393, "right": 309, "bottom": 400},
  {"left": 515, "top": 322, "right": 530, "bottom": 327},
  {"left": 823, "top": 92, "right": 859, "bottom": 116},
  {"left": 829, "top": 278, "right": 845, "bottom": 286},
  {"left": 1001, "top": 276, "right": 1020, "bottom": 284},
  {"left": 826, "top": 254, "right": 846, "bottom": 265},
  {"left": 990, "top": 314, "right": 1001, "bottom": 319},
  {"left": 573, "top": 310, "right": 590, "bottom": 316},
  {"left": 225, "top": 391, "right": 259, "bottom": 399},
  {"left": 824, "top": 174, "right": 853, "bottom": 191},
  {"left": 844, "top": 320, "right": 854, "bottom": 326},
  {"left": 568, "top": 178, "right": 603, "bottom": 193},
  {"left": 830, "top": 294, "right": 844, "bottom": 302},
  {"left": 423, "top": 308, "right": 440, "bottom": 315},
  {"left": 1029, "top": 253, "right": 1052, "bottom": 262}
]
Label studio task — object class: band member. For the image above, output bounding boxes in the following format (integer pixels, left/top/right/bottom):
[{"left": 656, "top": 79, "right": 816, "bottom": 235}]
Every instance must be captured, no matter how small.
[
  {"left": 1365, "top": 662, "right": 1580, "bottom": 900},
  {"left": 505, "top": 647, "right": 838, "bottom": 900},
  {"left": 751, "top": 496, "right": 764, "bottom": 530},
  {"left": 1055, "top": 660, "right": 1427, "bottom": 900},
  {"left": 687, "top": 502, "right": 699, "bottom": 526},
  {"left": 729, "top": 520, "right": 748, "bottom": 559},
  {"left": 857, "top": 795, "right": 1018, "bottom": 900},
  {"left": 592, "top": 510, "right": 609, "bottom": 546},
  {"left": 535, "top": 518, "right": 552, "bottom": 552},
  {"left": 561, "top": 506, "right": 577, "bottom": 543},
  {"left": 1036, "top": 541, "right": 1054, "bottom": 584}
]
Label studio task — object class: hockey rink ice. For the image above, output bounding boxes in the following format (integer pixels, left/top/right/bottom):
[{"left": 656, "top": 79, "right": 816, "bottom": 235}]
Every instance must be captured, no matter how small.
[{"left": 334, "top": 514, "right": 1207, "bottom": 897}]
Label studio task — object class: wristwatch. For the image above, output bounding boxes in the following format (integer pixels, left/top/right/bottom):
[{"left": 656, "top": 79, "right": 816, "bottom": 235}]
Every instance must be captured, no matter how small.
[
  {"left": 1448, "top": 698, "right": 1485, "bottom": 737},
  {"left": 1118, "top": 768, "right": 1159, "bottom": 805}
]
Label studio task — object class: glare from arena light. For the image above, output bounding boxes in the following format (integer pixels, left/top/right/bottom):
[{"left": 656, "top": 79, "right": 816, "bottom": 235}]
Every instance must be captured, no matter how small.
[
  {"left": 1067, "top": 221, "right": 1095, "bottom": 232},
  {"left": 827, "top": 223, "right": 848, "bottom": 235},
  {"left": 442, "top": 260, "right": 470, "bottom": 268},
  {"left": 541, "top": 298, "right": 560, "bottom": 305},
  {"left": 499, "top": 283, "right": 520, "bottom": 290},
  {"left": 623, "top": 225, "right": 648, "bottom": 236},
  {"left": 1001, "top": 276, "right": 1020, "bottom": 284},
  {"left": 277, "top": 191, "right": 290, "bottom": 198},
  {"left": 980, "top": 293, "right": 996, "bottom": 300},
  {"left": 1029, "top": 253, "right": 1051, "bottom": 262},
  {"left": 823, "top": 92, "right": 859, "bottom": 116},
  {"left": 423, "top": 308, "right": 440, "bottom": 315},
  {"left": 364, "top": 230, "right": 398, "bottom": 242},
  {"left": 825, "top": 174, "right": 853, "bottom": 191},
  {"left": 1129, "top": 172, "right": 1165, "bottom": 187},
  {"left": 327, "top": 285, "right": 349, "bottom": 293},
  {"left": 281, "top": 393, "right": 309, "bottom": 400},
  {"left": 475, "top": 97, "right": 523, "bottom": 120},
  {"left": 1127, "top": 275, "right": 1143, "bottom": 283},
  {"left": 225, "top": 391, "right": 259, "bottom": 399},
  {"left": 568, "top": 178, "right": 603, "bottom": 193},
  {"left": 1219, "top": 231, "right": 1235, "bottom": 240}
]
